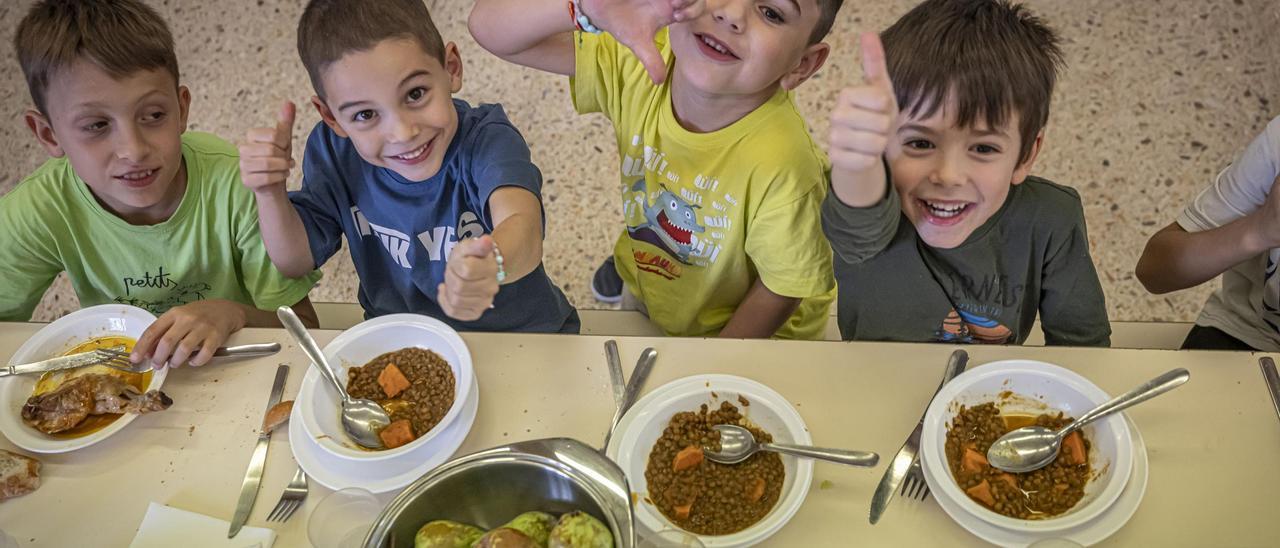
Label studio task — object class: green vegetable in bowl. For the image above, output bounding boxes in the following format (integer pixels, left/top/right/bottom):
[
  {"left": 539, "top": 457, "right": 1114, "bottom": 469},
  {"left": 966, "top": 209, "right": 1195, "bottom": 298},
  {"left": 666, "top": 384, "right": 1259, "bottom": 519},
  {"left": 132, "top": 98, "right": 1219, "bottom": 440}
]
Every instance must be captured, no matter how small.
[
  {"left": 414, "top": 520, "right": 484, "bottom": 548},
  {"left": 548, "top": 512, "right": 612, "bottom": 548},
  {"left": 501, "top": 511, "right": 557, "bottom": 546},
  {"left": 473, "top": 527, "right": 538, "bottom": 547}
]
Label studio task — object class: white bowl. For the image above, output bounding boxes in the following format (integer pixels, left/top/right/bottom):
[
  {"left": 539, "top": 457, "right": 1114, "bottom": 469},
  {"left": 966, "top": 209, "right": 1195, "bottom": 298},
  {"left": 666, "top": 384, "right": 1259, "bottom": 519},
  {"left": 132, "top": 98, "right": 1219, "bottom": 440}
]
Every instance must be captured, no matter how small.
[
  {"left": 296, "top": 313, "right": 475, "bottom": 461},
  {"left": 606, "top": 374, "right": 813, "bottom": 548},
  {"left": 0, "top": 305, "right": 167, "bottom": 453},
  {"left": 921, "top": 360, "right": 1133, "bottom": 534}
]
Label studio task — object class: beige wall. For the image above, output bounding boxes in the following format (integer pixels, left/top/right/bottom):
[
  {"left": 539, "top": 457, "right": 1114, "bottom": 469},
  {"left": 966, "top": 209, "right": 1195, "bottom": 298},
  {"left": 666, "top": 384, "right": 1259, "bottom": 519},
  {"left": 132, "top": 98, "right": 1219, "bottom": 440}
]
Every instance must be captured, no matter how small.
[{"left": 2, "top": 0, "right": 1278, "bottom": 323}]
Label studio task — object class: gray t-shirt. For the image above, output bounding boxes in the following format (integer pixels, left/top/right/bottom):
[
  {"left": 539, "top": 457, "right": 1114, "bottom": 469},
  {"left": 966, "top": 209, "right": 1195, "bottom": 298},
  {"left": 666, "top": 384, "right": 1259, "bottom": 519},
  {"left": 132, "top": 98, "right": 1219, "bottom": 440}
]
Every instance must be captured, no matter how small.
[
  {"left": 1176, "top": 116, "right": 1280, "bottom": 351},
  {"left": 822, "top": 176, "right": 1111, "bottom": 346}
]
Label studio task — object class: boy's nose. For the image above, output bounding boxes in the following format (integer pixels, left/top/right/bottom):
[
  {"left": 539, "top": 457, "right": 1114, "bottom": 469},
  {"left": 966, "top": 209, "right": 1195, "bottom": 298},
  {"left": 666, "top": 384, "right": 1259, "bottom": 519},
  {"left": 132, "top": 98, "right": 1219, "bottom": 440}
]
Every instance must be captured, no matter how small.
[
  {"left": 114, "top": 126, "right": 151, "bottom": 163},
  {"left": 929, "top": 159, "right": 966, "bottom": 187},
  {"left": 386, "top": 117, "right": 418, "bottom": 144},
  {"left": 711, "top": 0, "right": 745, "bottom": 32}
]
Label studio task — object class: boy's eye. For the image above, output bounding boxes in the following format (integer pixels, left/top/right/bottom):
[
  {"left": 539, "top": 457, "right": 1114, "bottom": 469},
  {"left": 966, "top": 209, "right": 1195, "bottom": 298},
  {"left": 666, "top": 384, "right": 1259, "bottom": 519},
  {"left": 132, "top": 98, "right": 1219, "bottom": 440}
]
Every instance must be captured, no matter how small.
[
  {"left": 353, "top": 110, "right": 377, "bottom": 122},
  {"left": 906, "top": 139, "right": 934, "bottom": 150},
  {"left": 143, "top": 111, "right": 167, "bottom": 123},
  {"left": 973, "top": 144, "right": 1000, "bottom": 154},
  {"left": 83, "top": 121, "right": 108, "bottom": 132},
  {"left": 406, "top": 87, "right": 428, "bottom": 103},
  {"left": 760, "top": 6, "right": 784, "bottom": 22}
]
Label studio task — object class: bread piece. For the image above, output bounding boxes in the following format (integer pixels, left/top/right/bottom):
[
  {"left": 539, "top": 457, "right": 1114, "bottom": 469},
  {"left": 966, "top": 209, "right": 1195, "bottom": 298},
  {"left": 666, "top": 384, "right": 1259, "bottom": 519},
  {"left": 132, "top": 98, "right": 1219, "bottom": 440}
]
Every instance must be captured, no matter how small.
[{"left": 0, "top": 450, "right": 40, "bottom": 500}]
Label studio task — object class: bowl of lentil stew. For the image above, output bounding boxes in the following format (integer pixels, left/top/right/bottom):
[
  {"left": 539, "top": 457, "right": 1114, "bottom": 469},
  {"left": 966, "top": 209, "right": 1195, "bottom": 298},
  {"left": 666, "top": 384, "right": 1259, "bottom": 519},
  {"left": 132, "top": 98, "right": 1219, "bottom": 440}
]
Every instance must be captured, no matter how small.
[
  {"left": 296, "top": 314, "right": 474, "bottom": 461},
  {"left": 605, "top": 374, "right": 814, "bottom": 548},
  {"left": 921, "top": 360, "right": 1133, "bottom": 533}
]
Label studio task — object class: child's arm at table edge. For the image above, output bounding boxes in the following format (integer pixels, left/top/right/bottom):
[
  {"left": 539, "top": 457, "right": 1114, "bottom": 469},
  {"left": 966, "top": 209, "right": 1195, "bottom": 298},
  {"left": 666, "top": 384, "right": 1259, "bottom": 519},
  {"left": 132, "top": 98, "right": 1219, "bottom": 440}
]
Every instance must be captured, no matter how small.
[{"left": 718, "top": 279, "right": 801, "bottom": 339}]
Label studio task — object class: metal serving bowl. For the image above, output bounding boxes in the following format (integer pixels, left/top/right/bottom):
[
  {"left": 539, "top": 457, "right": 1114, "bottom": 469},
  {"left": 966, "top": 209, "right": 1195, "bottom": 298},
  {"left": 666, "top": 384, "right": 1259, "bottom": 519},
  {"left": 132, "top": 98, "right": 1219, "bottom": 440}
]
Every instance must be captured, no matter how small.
[{"left": 363, "top": 438, "right": 636, "bottom": 547}]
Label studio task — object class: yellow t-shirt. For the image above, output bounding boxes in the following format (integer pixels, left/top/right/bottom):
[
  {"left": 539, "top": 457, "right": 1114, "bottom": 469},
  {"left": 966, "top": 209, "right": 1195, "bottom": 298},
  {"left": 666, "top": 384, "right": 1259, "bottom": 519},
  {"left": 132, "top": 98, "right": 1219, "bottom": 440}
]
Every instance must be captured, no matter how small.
[{"left": 572, "top": 30, "right": 835, "bottom": 339}]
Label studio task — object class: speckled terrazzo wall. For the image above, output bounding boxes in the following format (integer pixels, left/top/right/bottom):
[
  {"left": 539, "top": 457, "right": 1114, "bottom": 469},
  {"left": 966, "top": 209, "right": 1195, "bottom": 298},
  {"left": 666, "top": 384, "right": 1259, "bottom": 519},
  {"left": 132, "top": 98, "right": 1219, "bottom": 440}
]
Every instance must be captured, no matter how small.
[{"left": 2, "top": 0, "right": 1277, "bottom": 324}]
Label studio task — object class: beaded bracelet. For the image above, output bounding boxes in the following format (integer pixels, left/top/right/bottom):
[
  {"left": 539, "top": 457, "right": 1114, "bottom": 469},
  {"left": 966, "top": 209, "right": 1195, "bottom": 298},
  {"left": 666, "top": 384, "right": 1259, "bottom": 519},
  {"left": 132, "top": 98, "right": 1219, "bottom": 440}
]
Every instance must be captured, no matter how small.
[
  {"left": 569, "top": 0, "right": 602, "bottom": 34},
  {"left": 492, "top": 239, "right": 507, "bottom": 284}
]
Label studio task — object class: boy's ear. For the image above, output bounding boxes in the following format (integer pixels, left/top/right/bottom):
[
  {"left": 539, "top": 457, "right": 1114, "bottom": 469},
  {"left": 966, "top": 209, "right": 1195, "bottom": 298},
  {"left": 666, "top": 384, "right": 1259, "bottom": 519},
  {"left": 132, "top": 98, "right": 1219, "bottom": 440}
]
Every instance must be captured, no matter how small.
[
  {"left": 311, "top": 96, "right": 349, "bottom": 138},
  {"left": 1011, "top": 130, "right": 1045, "bottom": 186},
  {"left": 781, "top": 42, "right": 831, "bottom": 91},
  {"left": 24, "top": 109, "right": 64, "bottom": 158},
  {"left": 177, "top": 85, "right": 192, "bottom": 131},
  {"left": 444, "top": 42, "right": 463, "bottom": 93}
]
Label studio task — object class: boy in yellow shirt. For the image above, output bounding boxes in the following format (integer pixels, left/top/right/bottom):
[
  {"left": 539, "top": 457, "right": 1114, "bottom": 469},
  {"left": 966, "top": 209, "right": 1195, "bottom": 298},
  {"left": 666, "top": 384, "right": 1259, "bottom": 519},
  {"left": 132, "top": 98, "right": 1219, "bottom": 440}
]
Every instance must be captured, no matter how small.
[{"left": 469, "top": 0, "right": 841, "bottom": 338}]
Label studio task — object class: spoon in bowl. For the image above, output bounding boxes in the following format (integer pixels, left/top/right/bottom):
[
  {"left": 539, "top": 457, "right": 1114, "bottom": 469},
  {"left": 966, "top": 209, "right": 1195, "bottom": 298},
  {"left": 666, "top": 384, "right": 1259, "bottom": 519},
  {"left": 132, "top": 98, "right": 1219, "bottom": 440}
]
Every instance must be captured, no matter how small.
[
  {"left": 987, "top": 368, "right": 1190, "bottom": 473},
  {"left": 277, "top": 306, "right": 391, "bottom": 450},
  {"left": 703, "top": 424, "right": 880, "bottom": 467}
]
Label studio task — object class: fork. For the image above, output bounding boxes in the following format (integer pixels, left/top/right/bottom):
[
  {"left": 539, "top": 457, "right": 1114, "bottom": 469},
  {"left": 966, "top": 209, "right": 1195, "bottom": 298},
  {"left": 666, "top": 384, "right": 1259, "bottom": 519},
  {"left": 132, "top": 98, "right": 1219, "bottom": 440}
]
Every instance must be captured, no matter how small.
[
  {"left": 266, "top": 467, "right": 309, "bottom": 522},
  {"left": 92, "top": 349, "right": 151, "bottom": 373},
  {"left": 899, "top": 458, "right": 930, "bottom": 501}
]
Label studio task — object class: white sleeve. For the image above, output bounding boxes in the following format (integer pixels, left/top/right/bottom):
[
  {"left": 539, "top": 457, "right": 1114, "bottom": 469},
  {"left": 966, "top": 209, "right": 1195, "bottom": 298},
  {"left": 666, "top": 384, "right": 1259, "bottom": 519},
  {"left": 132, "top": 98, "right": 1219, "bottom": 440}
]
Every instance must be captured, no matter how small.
[{"left": 1176, "top": 116, "right": 1280, "bottom": 232}]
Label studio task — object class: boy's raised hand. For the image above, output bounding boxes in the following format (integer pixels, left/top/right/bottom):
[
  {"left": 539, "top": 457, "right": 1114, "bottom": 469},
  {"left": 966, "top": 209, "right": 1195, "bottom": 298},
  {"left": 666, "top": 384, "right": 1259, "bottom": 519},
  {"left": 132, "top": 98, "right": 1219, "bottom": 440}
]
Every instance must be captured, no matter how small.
[
  {"left": 581, "top": 0, "right": 704, "bottom": 84},
  {"left": 240, "top": 101, "right": 297, "bottom": 193},
  {"left": 828, "top": 33, "right": 900, "bottom": 206},
  {"left": 438, "top": 236, "right": 502, "bottom": 322}
]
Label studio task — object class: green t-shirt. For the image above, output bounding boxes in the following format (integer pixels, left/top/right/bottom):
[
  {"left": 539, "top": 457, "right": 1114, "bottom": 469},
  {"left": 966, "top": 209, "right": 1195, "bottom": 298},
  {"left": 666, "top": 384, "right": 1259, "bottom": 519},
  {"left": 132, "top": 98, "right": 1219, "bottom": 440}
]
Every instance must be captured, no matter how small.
[{"left": 0, "top": 132, "right": 320, "bottom": 320}]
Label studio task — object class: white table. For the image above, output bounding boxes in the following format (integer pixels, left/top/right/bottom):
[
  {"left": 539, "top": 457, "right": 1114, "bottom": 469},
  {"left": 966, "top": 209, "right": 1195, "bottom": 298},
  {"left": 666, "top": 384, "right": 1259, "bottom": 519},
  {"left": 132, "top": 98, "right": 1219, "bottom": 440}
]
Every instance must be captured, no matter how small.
[{"left": 1, "top": 324, "right": 1277, "bottom": 547}]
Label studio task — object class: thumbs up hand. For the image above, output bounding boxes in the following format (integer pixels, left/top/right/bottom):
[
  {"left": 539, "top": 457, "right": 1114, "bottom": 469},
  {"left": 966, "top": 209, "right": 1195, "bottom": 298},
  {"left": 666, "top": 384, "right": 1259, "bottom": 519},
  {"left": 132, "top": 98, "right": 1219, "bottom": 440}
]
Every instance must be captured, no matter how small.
[
  {"left": 828, "top": 33, "right": 900, "bottom": 207},
  {"left": 438, "top": 236, "right": 502, "bottom": 322},
  {"left": 240, "top": 101, "right": 298, "bottom": 193}
]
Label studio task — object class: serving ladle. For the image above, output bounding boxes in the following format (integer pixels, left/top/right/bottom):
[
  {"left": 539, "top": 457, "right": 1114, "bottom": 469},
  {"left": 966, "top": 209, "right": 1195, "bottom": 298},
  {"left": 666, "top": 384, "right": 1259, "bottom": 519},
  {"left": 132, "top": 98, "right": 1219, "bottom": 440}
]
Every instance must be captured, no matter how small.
[
  {"left": 277, "top": 306, "right": 391, "bottom": 449},
  {"left": 703, "top": 424, "right": 880, "bottom": 467},
  {"left": 986, "top": 368, "right": 1190, "bottom": 473}
]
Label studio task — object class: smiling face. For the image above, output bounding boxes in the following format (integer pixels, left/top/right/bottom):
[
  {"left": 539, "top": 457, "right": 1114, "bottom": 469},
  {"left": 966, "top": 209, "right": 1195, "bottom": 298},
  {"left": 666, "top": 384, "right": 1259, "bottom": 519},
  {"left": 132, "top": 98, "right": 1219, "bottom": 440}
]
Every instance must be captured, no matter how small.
[
  {"left": 668, "top": 0, "right": 828, "bottom": 97},
  {"left": 313, "top": 38, "right": 463, "bottom": 182},
  {"left": 25, "top": 59, "right": 191, "bottom": 225},
  {"left": 887, "top": 95, "right": 1043, "bottom": 249}
]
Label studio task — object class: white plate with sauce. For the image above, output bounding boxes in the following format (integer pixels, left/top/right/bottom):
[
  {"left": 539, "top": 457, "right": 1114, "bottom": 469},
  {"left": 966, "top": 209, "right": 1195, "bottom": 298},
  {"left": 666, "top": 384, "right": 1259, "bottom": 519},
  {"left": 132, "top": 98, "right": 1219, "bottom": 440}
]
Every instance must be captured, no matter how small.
[{"left": 0, "top": 304, "right": 167, "bottom": 453}]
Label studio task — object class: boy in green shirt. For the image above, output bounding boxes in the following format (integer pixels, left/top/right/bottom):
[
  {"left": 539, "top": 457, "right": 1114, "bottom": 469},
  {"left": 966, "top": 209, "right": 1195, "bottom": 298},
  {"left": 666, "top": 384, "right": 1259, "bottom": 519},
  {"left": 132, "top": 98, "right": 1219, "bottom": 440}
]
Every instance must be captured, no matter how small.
[{"left": 1, "top": 0, "right": 320, "bottom": 367}]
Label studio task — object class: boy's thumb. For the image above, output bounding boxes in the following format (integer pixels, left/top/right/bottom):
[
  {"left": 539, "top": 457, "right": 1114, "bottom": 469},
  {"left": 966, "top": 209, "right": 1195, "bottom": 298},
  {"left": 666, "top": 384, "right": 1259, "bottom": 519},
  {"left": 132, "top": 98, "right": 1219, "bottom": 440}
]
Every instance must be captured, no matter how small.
[
  {"left": 459, "top": 235, "right": 494, "bottom": 258},
  {"left": 859, "top": 32, "right": 891, "bottom": 90},
  {"left": 275, "top": 101, "right": 296, "bottom": 144},
  {"left": 635, "top": 43, "right": 669, "bottom": 86}
]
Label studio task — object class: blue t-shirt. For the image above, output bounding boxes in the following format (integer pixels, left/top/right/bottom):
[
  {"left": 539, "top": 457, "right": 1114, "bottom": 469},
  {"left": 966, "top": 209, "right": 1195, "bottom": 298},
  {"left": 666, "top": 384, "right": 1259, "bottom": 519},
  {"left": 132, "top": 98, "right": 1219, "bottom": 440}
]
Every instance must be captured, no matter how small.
[{"left": 291, "top": 99, "right": 578, "bottom": 333}]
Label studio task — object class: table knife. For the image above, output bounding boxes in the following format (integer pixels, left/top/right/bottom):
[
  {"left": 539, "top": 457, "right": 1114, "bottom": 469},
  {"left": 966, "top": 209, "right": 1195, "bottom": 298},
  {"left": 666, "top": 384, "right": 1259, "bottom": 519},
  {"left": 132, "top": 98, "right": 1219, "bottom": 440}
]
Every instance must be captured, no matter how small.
[
  {"left": 228, "top": 364, "right": 289, "bottom": 538},
  {"left": 1260, "top": 357, "right": 1280, "bottom": 423},
  {"left": 869, "top": 349, "right": 968, "bottom": 524}
]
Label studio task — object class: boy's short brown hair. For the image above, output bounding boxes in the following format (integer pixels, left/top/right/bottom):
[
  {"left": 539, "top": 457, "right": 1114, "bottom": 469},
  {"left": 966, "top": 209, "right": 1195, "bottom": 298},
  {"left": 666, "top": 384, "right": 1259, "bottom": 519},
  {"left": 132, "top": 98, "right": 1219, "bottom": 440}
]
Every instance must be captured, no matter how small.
[
  {"left": 14, "top": 0, "right": 180, "bottom": 115},
  {"left": 297, "top": 0, "right": 446, "bottom": 98},
  {"left": 811, "top": 0, "right": 845, "bottom": 44},
  {"left": 882, "top": 0, "right": 1064, "bottom": 164}
]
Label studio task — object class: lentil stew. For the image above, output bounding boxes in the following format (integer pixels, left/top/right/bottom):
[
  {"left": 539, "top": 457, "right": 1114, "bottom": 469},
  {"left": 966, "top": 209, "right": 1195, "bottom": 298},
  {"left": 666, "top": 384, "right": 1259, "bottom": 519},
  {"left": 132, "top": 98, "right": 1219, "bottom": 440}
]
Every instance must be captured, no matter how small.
[
  {"left": 945, "top": 402, "right": 1091, "bottom": 519},
  {"left": 645, "top": 400, "right": 784, "bottom": 536},
  {"left": 346, "top": 347, "right": 455, "bottom": 450}
]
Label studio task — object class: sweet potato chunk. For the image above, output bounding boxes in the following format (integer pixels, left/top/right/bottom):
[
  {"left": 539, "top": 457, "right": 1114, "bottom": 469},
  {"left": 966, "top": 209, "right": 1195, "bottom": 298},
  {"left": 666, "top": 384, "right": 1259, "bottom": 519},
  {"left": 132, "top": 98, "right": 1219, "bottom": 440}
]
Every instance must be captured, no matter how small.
[
  {"left": 377, "top": 363, "right": 411, "bottom": 398},
  {"left": 1062, "top": 431, "right": 1086, "bottom": 465},
  {"left": 672, "top": 445, "right": 703, "bottom": 472},
  {"left": 673, "top": 503, "right": 693, "bottom": 520},
  {"left": 745, "top": 477, "right": 766, "bottom": 502},
  {"left": 378, "top": 419, "right": 415, "bottom": 449},
  {"left": 961, "top": 446, "right": 989, "bottom": 473},
  {"left": 966, "top": 479, "right": 995, "bottom": 507}
]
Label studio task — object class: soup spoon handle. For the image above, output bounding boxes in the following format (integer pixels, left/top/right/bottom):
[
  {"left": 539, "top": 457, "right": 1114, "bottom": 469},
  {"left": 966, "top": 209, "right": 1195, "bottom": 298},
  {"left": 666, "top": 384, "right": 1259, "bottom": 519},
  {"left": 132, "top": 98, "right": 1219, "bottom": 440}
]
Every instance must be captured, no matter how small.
[
  {"left": 1061, "top": 368, "right": 1190, "bottom": 437},
  {"left": 277, "top": 306, "right": 351, "bottom": 403},
  {"left": 758, "top": 442, "right": 880, "bottom": 467}
]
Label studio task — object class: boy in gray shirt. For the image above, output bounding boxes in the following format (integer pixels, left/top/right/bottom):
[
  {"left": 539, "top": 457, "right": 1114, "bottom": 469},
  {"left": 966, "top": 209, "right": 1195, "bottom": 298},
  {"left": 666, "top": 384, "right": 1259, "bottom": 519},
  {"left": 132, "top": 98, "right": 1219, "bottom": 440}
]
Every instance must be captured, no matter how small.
[{"left": 822, "top": 0, "right": 1110, "bottom": 346}]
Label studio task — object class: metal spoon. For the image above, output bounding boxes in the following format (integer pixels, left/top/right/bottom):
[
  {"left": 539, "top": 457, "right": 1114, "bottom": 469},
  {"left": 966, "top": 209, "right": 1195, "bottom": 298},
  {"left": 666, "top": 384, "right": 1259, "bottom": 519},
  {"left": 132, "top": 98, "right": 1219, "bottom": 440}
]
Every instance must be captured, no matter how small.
[
  {"left": 987, "top": 368, "right": 1190, "bottom": 473},
  {"left": 277, "top": 306, "right": 391, "bottom": 450},
  {"left": 703, "top": 424, "right": 880, "bottom": 467}
]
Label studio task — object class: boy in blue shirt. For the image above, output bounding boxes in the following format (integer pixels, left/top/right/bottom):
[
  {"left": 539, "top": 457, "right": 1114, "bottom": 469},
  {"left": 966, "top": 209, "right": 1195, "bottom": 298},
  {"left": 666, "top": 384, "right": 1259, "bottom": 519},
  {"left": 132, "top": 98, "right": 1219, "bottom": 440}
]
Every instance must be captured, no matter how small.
[{"left": 241, "top": 0, "right": 578, "bottom": 333}]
